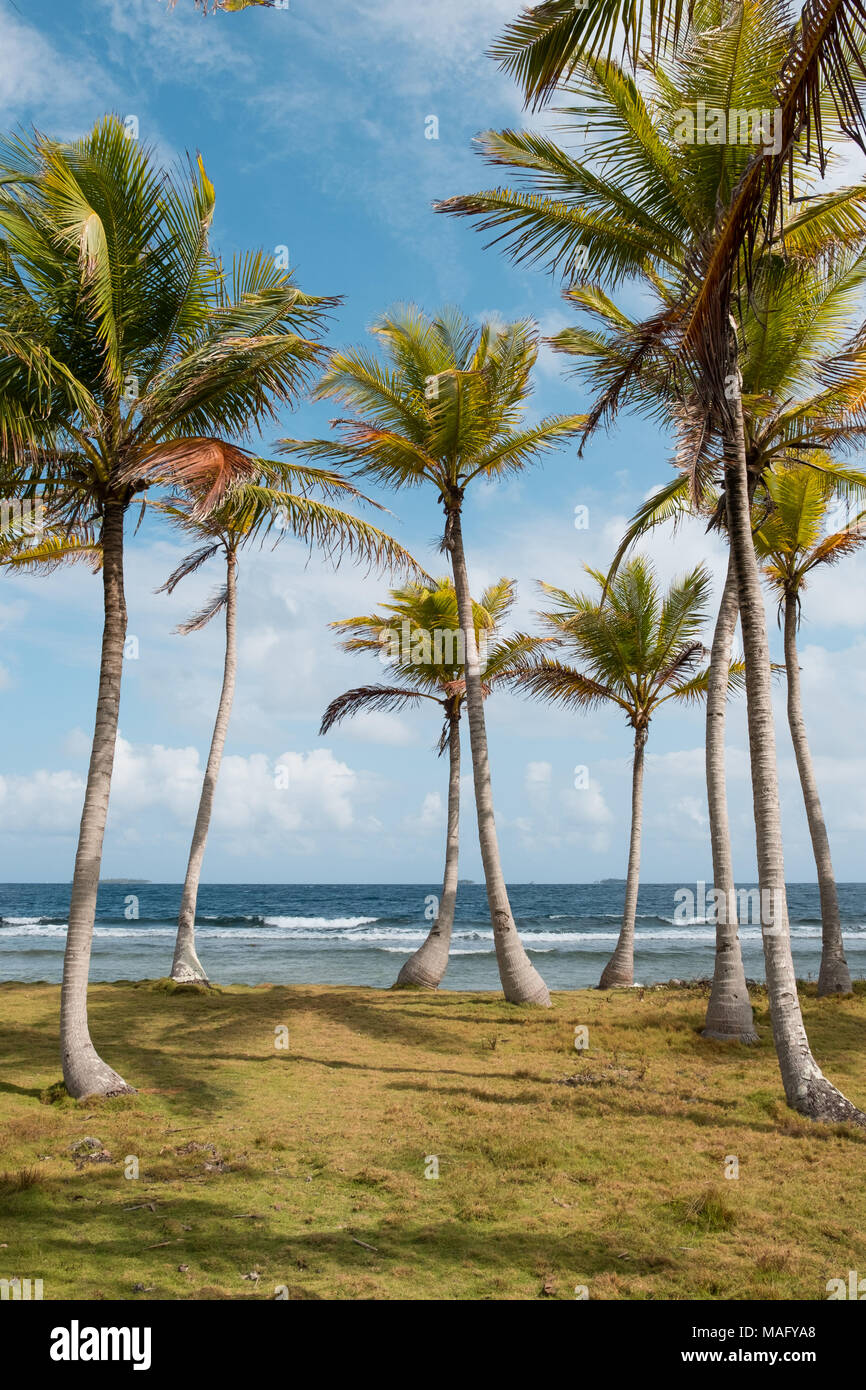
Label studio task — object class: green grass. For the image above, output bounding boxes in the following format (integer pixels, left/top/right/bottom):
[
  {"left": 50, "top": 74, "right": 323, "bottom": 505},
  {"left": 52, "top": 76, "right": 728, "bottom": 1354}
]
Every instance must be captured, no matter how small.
[{"left": 1, "top": 978, "right": 864, "bottom": 1300}]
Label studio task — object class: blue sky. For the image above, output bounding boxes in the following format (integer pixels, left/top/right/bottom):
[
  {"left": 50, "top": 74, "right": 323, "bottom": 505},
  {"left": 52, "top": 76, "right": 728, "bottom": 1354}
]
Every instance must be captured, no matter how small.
[{"left": 1, "top": 0, "right": 865, "bottom": 885}]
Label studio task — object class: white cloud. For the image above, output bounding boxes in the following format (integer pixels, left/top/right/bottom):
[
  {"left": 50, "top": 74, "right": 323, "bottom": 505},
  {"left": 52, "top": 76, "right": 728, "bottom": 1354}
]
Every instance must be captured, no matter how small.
[
  {"left": 406, "top": 790, "right": 445, "bottom": 833},
  {"left": 0, "top": 735, "right": 373, "bottom": 862},
  {"left": 525, "top": 760, "right": 552, "bottom": 787},
  {"left": 0, "top": 767, "right": 86, "bottom": 836}
]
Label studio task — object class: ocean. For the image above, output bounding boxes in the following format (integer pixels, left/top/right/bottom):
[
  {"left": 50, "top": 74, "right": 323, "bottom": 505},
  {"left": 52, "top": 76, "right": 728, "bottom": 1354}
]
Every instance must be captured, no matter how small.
[{"left": 1, "top": 881, "right": 865, "bottom": 989}]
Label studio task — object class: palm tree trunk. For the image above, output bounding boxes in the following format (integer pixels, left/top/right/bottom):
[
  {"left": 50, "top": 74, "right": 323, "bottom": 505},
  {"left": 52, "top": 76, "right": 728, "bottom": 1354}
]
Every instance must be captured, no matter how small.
[
  {"left": 446, "top": 504, "right": 550, "bottom": 1005},
  {"left": 395, "top": 709, "right": 461, "bottom": 989},
  {"left": 783, "top": 595, "right": 851, "bottom": 996},
  {"left": 724, "top": 337, "right": 863, "bottom": 1124},
  {"left": 599, "top": 726, "right": 646, "bottom": 988},
  {"left": 171, "top": 550, "right": 238, "bottom": 984},
  {"left": 61, "top": 499, "right": 134, "bottom": 1098},
  {"left": 703, "top": 552, "right": 758, "bottom": 1041}
]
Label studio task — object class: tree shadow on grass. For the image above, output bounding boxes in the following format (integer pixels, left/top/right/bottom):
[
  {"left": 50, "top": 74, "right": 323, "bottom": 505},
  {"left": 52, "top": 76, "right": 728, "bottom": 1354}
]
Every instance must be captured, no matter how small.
[
  {"left": 384, "top": 1080, "right": 549, "bottom": 1106},
  {"left": 0, "top": 1080, "right": 46, "bottom": 1100},
  {"left": 0, "top": 1180, "right": 658, "bottom": 1300}
]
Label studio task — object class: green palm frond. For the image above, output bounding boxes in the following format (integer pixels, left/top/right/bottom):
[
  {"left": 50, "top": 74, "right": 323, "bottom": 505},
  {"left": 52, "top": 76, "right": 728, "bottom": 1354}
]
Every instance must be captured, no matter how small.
[
  {"left": 512, "top": 656, "right": 627, "bottom": 713},
  {"left": 524, "top": 556, "right": 714, "bottom": 725},
  {"left": 0, "top": 525, "right": 101, "bottom": 574},
  {"left": 287, "top": 307, "right": 583, "bottom": 502},
  {"left": 0, "top": 115, "right": 335, "bottom": 554}
]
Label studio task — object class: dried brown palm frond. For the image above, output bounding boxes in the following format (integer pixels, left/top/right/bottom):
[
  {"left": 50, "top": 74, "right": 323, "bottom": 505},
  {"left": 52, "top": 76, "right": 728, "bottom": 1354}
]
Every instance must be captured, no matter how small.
[
  {"left": 122, "top": 439, "right": 258, "bottom": 520},
  {"left": 175, "top": 583, "right": 229, "bottom": 634},
  {"left": 157, "top": 541, "right": 223, "bottom": 595},
  {"left": 318, "top": 684, "right": 436, "bottom": 736}
]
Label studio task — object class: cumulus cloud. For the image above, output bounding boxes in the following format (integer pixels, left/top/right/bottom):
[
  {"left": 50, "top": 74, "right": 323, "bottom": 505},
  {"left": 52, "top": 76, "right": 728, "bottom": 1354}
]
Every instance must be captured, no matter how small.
[
  {"left": 0, "top": 768, "right": 86, "bottom": 837},
  {"left": 406, "top": 790, "right": 445, "bottom": 834},
  {"left": 0, "top": 735, "right": 374, "bottom": 865}
]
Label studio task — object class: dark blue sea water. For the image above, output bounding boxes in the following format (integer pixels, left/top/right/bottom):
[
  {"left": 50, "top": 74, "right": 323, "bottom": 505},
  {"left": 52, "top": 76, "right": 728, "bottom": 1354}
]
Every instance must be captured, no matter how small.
[{"left": 1, "top": 882, "right": 865, "bottom": 990}]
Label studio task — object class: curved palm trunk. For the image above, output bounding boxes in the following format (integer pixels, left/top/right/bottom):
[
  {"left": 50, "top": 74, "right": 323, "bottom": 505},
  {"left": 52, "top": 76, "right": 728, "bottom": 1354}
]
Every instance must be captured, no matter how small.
[
  {"left": 61, "top": 500, "right": 134, "bottom": 1098},
  {"left": 446, "top": 504, "right": 550, "bottom": 1005},
  {"left": 599, "top": 726, "right": 646, "bottom": 988},
  {"left": 395, "top": 709, "right": 460, "bottom": 989},
  {"left": 703, "top": 553, "right": 758, "bottom": 1041},
  {"left": 724, "top": 343, "right": 863, "bottom": 1124},
  {"left": 171, "top": 551, "right": 238, "bottom": 983},
  {"left": 783, "top": 597, "right": 851, "bottom": 996}
]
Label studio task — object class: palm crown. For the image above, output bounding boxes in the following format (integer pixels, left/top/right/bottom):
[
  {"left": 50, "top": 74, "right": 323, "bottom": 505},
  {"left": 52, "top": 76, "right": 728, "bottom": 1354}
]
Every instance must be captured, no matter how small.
[
  {"left": 753, "top": 464, "right": 866, "bottom": 608},
  {"left": 518, "top": 557, "right": 724, "bottom": 732},
  {"left": 440, "top": 1, "right": 865, "bottom": 292},
  {"left": 0, "top": 115, "right": 333, "bottom": 523},
  {"left": 567, "top": 248, "right": 866, "bottom": 570},
  {"left": 321, "top": 577, "right": 547, "bottom": 748},
  {"left": 280, "top": 306, "right": 584, "bottom": 517}
]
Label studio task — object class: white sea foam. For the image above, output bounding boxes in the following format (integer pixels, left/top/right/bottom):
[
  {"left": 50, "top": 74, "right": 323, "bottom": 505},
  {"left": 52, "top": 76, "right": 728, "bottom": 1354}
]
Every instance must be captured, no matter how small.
[
  {"left": 1, "top": 920, "right": 864, "bottom": 952},
  {"left": 262, "top": 915, "right": 378, "bottom": 930}
]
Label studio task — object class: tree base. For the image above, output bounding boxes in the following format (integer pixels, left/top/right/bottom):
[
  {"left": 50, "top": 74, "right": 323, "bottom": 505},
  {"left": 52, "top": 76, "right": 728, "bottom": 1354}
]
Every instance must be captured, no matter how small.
[
  {"left": 503, "top": 977, "right": 551, "bottom": 1007},
  {"left": 817, "top": 962, "right": 853, "bottom": 997},
  {"left": 394, "top": 948, "right": 446, "bottom": 991},
  {"left": 702, "top": 988, "right": 759, "bottom": 1044},
  {"left": 170, "top": 939, "right": 209, "bottom": 986},
  {"left": 702, "top": 1026, "right": 759, "bottom": 1044},
  {"left": 62, "top": 1042, "right": 135, "bottom": 1101},
  {"left": 795, "top": 1075, "right": 866, "bottom": 1128},
  {"left": 598, "top": 959, "right": 633, "bottom": 989},
  {"left": 169, "top": 969, "right": 211, "bottom": 986}
]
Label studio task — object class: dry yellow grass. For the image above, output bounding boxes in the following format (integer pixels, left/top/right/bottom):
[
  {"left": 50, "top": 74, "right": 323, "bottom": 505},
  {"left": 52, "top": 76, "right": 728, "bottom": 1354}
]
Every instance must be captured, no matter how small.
[{"left": 0, "top": 978, "right": 864, "bottom": 1300}]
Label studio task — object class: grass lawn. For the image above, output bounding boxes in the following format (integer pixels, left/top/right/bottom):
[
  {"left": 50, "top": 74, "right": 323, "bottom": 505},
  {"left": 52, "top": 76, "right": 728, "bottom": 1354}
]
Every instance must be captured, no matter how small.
[{"left": 1, "top": 978, "right": 864, "bottom": 1301}]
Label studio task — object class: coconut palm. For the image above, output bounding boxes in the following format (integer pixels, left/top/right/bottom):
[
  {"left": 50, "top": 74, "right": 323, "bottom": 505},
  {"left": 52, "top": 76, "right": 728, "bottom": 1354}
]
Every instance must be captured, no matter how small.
[
  {"left": 282, "top": 308, "right": 584, "bottom": 1006},
  {"left": 321, "top": 577, "right": 547, "bottom": 990},
  {"left": 156, "top": 462, "right": 422, "bottom": 985},
  {"left": 0, "top": 116, "right": 336, "bottom": 1098},
  {"left": 176, "top": 1, "right": 271, "bottom": 12},
  {"left": 491, "top": 1, "right": 866, "bottom": 209},
  {"left": 440, "top": 0, "right": 866, "bottom": 1116},
  {"left": 518, "top": 558, "right": 738, "bottom": 986},
  {"left": 554, "top": 245, "right": 866, "bottom": 1034},
  {"left": 754, "top": 467, "right": 866, "bottom": 994}
]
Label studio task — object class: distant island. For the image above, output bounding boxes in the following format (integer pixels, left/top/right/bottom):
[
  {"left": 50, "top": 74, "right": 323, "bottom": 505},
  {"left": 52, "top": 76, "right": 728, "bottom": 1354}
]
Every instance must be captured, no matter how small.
[
  {"left": 99, "top": 879, "right": 151, "bottom": 885},
  {"left": 458, "top": 879, "right": 476, "bottom": 884}
]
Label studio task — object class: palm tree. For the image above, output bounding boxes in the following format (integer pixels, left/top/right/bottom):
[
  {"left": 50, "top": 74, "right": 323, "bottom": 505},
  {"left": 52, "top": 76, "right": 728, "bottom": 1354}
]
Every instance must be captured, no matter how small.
[
  {"left": 553, "top": 246, "right": 866, "bottom": 1035},
  {"left": 320, "top": 577, "right": 547, "bottom": 990},
  {"left": 518, "top": 558, "right": 737, "bottom": 987},
  {"left": 440, "top": 0, "right": 866, "bottom": 1117},
  {"left": 491, "top": 0, "right": 866, "bottom": 189},
  {"left": 157, "top": 462, "right": 422, "bottom": 985},
  {"left": 754, "top": 467, "right": 866, "bottom": 994},
  {"left": 0, "top": 116, "right": 335, "bottom": 1098},
  {"left": 175, "top": 1, "right": 273, "bottom": 12},
  {"left": 282, "top": 308, "right": 584, "bottom": 1005}
]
